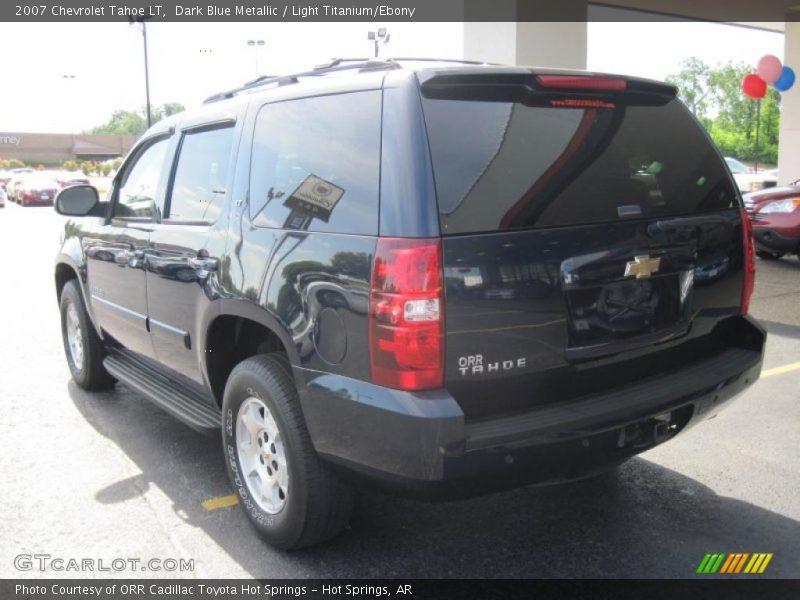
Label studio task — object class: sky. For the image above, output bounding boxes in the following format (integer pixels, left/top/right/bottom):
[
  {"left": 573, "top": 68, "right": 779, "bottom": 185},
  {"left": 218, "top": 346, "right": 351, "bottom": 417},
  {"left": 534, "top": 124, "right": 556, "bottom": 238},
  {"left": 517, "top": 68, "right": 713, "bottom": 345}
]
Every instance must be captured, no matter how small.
[{"left": 0, "top": 20, "right": 784, "bottom": 133}]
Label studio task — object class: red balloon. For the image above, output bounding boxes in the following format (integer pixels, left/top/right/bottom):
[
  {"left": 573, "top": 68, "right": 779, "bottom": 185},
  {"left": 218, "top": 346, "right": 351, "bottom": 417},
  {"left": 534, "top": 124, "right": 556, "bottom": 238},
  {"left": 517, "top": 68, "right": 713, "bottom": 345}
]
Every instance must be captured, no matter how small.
[{"left": 742, "top": 73, "right": 767, "bottom": 99}]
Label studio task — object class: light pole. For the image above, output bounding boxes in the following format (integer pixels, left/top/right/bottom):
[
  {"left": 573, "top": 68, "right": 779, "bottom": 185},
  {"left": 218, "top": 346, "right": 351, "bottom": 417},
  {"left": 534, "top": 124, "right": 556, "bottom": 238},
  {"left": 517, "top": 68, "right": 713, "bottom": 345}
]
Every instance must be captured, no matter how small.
[
  {"left": 130, "top": 17, "right": 153, "bottom": 129},
  {"left": 247, "top": 39, "right": 265, "bottom": 78},
  {"left": 367, "top": 28, "right": 390, "bottom": 58}
]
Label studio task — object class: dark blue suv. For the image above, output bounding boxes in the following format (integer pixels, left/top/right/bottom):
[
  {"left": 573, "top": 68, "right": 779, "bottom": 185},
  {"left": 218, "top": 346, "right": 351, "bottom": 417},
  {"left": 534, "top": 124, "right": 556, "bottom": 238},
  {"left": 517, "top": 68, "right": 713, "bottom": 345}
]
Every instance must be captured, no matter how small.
[{"left": 54, "top": 59, "right": 765, "bottom": 549}]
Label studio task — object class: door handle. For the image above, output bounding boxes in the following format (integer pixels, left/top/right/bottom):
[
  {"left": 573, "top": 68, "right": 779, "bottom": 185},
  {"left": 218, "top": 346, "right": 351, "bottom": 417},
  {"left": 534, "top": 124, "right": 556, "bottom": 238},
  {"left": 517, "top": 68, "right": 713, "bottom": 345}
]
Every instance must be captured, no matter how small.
[{"left": 189, "top": 256, "right": 219, "bottom": 272}]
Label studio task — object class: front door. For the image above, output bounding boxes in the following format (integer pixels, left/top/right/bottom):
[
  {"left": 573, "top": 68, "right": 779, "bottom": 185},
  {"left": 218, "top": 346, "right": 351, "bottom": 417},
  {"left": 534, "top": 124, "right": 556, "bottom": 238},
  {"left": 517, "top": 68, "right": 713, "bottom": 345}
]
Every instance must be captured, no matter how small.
[{"left": 86, "top": 136, "right": 171, "bottom": 359}]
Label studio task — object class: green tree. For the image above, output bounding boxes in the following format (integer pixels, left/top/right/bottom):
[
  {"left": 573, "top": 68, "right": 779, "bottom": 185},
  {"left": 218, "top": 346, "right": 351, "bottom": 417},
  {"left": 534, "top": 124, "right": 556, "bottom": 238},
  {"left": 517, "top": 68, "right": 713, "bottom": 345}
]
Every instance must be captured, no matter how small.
[
  {"left": 90, "top": 110, "right": 148, "bottom": 136},
  {"left": 159, "top": 102, "right": 186, "bottom": 118},
  {"left": 667, "top": 58, "right": 782, "bottom": 165},
  {"left": 88, "top": 102, "right": 187, "bottom": 136},
  {"left": 665, "top": 57, "right": 712, "bottom": 128}
]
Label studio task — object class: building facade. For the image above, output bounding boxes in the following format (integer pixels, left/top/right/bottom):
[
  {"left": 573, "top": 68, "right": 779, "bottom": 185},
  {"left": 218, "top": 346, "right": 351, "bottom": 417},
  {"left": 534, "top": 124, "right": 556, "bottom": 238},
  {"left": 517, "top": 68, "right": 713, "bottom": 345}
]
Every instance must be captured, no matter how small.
[{"left": 0, "top": 132, "right": 137, "bottom": 164}]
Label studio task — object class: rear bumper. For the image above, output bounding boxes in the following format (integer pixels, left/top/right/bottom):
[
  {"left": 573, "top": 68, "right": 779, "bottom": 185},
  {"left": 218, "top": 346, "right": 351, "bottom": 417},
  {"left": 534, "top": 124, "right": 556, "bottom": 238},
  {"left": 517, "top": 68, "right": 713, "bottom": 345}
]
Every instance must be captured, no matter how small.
[
  {"left": 20, "top": 197, "right": 54, "bottom": 206},
  {"left": 753, "top": 226, "right": 799, "bottom": 254},
  {"left": 297, "top": 316, "right": 765, "bottom": 498}
]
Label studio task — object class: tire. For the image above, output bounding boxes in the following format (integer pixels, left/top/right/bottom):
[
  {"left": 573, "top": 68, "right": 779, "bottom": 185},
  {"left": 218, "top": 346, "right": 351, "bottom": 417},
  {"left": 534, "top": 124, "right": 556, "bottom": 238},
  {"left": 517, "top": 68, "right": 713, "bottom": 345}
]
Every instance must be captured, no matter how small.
[
  {"left": 59, "top": 279, "right": 116, "bottom": 390},
  {"left": 756, "top": 250, "right": 784, "bottom": 260},
  {"left": 222, "top": 353, "right": 353, "bottom": 549}
]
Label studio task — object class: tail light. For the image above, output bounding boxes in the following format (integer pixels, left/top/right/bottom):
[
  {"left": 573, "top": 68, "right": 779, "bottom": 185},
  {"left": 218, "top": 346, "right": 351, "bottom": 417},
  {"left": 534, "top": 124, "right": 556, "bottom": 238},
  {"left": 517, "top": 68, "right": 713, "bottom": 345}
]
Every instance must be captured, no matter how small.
[
  {"left": 369, "top": 238, "right": 444, "bottom": 391},
  {"left": 740, "top": 208, "right": 756, "bottom": 315}
]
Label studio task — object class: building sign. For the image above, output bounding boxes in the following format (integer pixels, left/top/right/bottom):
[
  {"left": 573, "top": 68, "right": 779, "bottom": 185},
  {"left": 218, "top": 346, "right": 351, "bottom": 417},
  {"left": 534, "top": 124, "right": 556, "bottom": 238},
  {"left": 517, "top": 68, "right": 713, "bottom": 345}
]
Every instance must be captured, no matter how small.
[
  {"left": 283, "top": 174, "right": 344, "bottom": 223},
  {"left": 0, "top": 135, "right": 22, "bottom": 146}
]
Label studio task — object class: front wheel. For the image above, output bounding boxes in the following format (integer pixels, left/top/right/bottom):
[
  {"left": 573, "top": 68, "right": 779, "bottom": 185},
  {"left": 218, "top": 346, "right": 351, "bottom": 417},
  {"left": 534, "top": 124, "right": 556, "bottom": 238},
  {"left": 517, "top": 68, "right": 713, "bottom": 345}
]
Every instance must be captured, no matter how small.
[
  {"left": 59, "top": 280, "right": 116, "bottom": 390},
  {"left": 222, "top": 353, "right": 353, "bottom": 550}
]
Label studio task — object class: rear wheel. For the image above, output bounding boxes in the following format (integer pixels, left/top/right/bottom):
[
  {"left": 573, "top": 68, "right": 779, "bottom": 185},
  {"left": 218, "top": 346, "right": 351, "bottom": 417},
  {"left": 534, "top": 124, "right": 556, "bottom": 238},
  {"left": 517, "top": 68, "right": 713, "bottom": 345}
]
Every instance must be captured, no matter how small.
[
  {"left": 222, "top": 353, "right": 353, "bottom": 549},
  {"left": 756, "top": 250, "right": 784, "bottom": 260},
  {"left": 59, "top": 280, "right": 116, "bottom": 390}
]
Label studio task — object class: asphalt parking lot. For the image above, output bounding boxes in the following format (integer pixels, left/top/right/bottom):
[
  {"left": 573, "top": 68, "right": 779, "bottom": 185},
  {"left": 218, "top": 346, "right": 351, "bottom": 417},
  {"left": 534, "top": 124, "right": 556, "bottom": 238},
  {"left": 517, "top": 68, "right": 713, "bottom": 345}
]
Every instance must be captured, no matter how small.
[{"left": 1, "top": 201, "right": 798, "bottom": 579}]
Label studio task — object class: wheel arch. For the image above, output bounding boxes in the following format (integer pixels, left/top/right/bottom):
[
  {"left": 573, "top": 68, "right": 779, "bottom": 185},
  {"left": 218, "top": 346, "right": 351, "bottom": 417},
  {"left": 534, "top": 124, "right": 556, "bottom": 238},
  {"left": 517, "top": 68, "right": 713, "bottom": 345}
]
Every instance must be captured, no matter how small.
[
  {"left": 202, "top": 299, "right": 301, "bottom": 406},
  {"left": 55, "top": 256, "right": 103, "bottom": 337}
]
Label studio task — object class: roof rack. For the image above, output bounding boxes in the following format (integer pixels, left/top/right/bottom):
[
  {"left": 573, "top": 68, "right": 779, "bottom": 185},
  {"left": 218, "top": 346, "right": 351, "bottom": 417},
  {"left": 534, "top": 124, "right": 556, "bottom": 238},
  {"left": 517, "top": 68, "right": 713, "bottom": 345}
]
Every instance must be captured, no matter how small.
[
  {"left": 203, "top": 58, "right": 398, "bottom": 104},
  {"left": 202, "top": 57, "right": 495, "bottom": 104},
  {"left": 382, "top": 57, "right": 496, "bottom": 65}
]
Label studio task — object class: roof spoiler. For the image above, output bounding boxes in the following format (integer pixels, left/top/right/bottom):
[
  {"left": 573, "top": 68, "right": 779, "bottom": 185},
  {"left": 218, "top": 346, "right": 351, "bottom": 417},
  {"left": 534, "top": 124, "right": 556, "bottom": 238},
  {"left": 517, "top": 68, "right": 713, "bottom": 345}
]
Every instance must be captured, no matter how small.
[{"left": 418, "top": 71, "right": 677, "bottom": 106}]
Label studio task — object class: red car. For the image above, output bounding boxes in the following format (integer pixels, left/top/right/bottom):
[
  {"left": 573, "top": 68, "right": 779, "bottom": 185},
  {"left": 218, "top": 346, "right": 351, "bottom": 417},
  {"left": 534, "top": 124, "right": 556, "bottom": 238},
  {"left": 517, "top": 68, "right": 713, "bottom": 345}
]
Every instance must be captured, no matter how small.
[
  {"left": 16, "top": 174, "right": 59, "bottom": 207},
  {"left": 52, "top": 170, "right": 91, "bottom": 189},
  {"left": 743, "top": 185, "right": 800, "bottom": 261}
]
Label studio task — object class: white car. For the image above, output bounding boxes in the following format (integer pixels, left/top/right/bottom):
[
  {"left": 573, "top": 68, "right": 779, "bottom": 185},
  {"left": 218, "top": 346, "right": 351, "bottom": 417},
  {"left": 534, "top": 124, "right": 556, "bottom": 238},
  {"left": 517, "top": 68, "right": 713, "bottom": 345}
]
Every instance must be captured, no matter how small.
[
  {"left": 725, "top": 157, "right": 776, "bottom": 194},
  {"left": 3, "top": 167, "right": 34, "bottom": 201},
  {"left": 0, "top": 185, "right": 6, "bottom": 208}
]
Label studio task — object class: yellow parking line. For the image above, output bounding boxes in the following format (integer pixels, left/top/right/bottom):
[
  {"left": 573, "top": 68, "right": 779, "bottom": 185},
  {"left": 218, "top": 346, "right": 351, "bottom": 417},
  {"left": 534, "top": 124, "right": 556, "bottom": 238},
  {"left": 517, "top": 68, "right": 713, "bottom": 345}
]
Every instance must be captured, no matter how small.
[
  {"left": 201, "top": 494, "right": 239, "bottom": 511},
  {"left": 761, "top": 361, "right": 800, "bottom": 379}
]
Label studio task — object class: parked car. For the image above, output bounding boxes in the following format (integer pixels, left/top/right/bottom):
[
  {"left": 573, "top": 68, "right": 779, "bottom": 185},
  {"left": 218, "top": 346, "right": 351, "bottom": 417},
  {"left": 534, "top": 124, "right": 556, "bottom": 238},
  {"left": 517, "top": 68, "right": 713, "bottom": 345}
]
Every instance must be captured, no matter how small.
[
  {"left": 53, "top": 59, "right": 765, "bottom": 550},
  {"left": 743, "top": 185, "right": 800, "bottom": 261},
  {"left": 16, "top": 174, "right": 59, "bottom": 206},
  {"left": 52, "top": 170, "right": 91, "bottom": 189},
  {"left": 6, "top": 175, "right": 28, "bottom": 202},
  {"left": 3, "top": 168, "right": 35, "bottom": 200},
  {"left": 725, "top": 157, "right": 777, "bottom": 193},
  {"left": 0, "top": 167, "right": 33, "bottom": 191},
  {"left": 0, "top": 185, "right": 6, "bottom": 208}
]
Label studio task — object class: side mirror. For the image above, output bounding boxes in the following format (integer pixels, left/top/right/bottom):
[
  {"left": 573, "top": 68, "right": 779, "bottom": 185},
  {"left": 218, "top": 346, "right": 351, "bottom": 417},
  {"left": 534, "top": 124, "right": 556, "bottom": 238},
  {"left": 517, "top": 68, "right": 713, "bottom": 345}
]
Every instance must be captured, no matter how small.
[{"left": 55, "top": 185, "right": 99, "bottom": 216}]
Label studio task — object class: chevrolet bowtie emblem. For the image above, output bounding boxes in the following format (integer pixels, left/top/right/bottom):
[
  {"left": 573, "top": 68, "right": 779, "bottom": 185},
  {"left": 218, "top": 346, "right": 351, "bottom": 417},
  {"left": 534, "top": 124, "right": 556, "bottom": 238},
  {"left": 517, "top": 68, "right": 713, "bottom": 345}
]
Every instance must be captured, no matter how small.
[{"left": 624, "top": 255, "right": 661, "bottom": 279}]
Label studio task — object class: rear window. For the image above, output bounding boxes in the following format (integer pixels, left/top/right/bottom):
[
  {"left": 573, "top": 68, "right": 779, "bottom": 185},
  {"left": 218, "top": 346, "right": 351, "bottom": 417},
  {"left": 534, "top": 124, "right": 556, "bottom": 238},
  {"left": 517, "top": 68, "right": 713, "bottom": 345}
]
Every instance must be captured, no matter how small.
[{"left": 422, "top": 97, "right": 737, "bottom": 235}]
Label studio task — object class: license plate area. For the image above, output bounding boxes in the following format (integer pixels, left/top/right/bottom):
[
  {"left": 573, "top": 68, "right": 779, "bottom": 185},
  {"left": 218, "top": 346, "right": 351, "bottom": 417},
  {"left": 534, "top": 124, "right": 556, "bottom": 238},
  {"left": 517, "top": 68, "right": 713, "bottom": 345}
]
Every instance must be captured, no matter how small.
[{"left": 566, "top": 273, "right": 691, "bottom": 351}]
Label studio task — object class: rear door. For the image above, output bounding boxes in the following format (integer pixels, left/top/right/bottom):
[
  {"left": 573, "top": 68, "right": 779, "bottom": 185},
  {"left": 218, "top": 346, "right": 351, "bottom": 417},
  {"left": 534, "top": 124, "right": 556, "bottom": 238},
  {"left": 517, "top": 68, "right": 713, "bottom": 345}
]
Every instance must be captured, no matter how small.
[
  {"left": 146, "top": 122, "right": 238, "bottom": 383},
  {"left": 419, "top": 71, "right": 745, "bottom": 420}
]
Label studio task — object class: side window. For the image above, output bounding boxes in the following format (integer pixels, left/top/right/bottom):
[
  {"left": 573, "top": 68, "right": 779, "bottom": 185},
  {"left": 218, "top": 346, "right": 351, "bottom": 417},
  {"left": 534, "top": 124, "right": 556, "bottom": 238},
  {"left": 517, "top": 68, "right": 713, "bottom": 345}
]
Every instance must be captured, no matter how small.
[
  {"left": 114, "top": 138, "right": 169, "bottom": 219},
  {"left": 249, "top": 91, "right": 381, "bottom": 235},
  {"left": 166, "top": 126, "right": 234, "bottom": 223}
]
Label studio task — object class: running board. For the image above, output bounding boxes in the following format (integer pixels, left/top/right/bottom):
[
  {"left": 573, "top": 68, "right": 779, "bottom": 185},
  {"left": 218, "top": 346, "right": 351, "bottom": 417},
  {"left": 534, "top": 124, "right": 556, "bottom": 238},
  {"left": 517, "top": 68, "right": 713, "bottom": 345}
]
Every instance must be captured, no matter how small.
[{"left": 104, "top": 353, "right": 221, "bottom": 433}]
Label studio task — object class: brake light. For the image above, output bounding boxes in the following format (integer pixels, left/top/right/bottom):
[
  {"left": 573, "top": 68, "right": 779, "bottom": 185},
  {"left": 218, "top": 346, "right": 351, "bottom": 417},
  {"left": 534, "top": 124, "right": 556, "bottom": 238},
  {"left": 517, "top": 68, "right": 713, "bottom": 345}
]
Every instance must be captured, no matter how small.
[
  {"left": 536, "top": 75, "right": 627, "bottom": 91},
  {"left": 369, "top": 238, "right": 444, "bottom": 390},
  {"left": 550, "top": 99, "right": 615, "bottom": 109},
  {"left": 740, "top": 208, "right": 756, "bottom": 315}
]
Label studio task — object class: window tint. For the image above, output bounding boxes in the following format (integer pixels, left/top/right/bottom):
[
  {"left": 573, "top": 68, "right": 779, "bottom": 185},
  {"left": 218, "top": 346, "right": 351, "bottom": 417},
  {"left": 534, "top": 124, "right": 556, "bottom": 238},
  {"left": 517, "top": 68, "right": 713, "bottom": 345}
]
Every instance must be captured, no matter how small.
[
  {"left": 114, "top": 138, "right": 169, "bottom": 219},
  {"left": 167, "top": 126, "right": 234, "bottom": 222},
  {"left": 249, "top": 91, "right": 381, "bottom": 235},
  {"left": 422, "top": 98, "right": 737, "bottom": 235}
]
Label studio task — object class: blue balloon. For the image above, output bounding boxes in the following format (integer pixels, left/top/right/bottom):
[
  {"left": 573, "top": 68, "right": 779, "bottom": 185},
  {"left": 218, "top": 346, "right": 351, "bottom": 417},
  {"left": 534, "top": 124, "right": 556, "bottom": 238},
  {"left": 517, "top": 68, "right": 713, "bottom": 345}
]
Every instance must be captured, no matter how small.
[{"left": 775, "top": 66, "right": 795, "bottom": 92}]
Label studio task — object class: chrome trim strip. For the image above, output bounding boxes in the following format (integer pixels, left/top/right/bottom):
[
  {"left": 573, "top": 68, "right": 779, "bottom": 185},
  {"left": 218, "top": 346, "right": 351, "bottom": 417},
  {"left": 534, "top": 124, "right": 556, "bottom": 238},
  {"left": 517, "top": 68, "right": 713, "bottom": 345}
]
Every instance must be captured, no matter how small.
[
  {"left": 149, "top": 318, "right": 188, "bottom": 337},
  {"left": 91, "top": 295, "right": 147, "bottom": 321}
]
